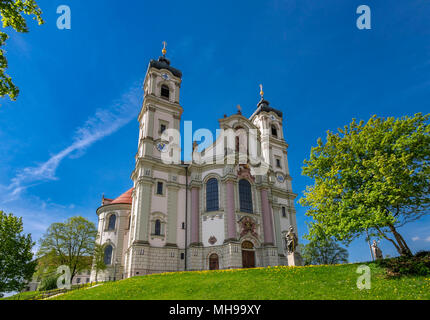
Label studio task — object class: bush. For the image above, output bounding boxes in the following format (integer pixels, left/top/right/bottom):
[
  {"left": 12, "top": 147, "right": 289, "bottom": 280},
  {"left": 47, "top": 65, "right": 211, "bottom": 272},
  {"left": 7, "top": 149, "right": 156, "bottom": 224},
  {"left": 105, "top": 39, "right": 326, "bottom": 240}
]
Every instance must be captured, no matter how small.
[
  {"left": 38, "top": 276, "right": 58, "bottom": 291},
  {"left": 376, "top": 253, "right": 430, "bottom": 277},
  {"left": 415, "top": 251, "right": 430, "bottom": 258}
]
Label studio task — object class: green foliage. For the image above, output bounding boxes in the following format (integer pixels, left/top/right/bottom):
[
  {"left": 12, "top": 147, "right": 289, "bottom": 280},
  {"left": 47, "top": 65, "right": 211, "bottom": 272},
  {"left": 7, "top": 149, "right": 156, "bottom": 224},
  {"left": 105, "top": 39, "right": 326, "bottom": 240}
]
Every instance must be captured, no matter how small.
[
  {"left": 415, "top": 251, "right": 430, "bottom": 258},
  {"left": 300, "top": 114, "right": 430, "bottom": 256},
  {"left": 376, "top": 253, "right": 430, "bottom": 277},
  {"left": 37, "top": 275, "right": 58, "bottom": 291},
  {"left": 37, "top": 216, "right": 97, "bottom": 281},
  {"left": 0, "top": 0, "right": 44, "bottom": 100},
  {"left": 0, "top": 211, "right": 36, "bottom": 294},
  {"left": 300, "top": 237, "right": 349, "bottom": 266}
]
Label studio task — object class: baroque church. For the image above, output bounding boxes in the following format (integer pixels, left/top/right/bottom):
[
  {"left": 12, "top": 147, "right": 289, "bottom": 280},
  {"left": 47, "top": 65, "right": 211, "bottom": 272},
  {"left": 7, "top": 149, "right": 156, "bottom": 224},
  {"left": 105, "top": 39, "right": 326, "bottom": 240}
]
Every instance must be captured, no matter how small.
[{"left": 91, "top": 45, "right": 301, "bottom": 281}]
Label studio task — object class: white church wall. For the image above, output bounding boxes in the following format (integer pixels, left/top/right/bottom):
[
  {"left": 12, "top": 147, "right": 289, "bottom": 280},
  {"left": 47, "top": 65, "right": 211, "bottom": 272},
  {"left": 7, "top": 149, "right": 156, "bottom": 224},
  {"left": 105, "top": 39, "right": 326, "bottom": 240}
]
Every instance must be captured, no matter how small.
[{"left": 202, "top": 216, "right": 225, "bottom": 248}]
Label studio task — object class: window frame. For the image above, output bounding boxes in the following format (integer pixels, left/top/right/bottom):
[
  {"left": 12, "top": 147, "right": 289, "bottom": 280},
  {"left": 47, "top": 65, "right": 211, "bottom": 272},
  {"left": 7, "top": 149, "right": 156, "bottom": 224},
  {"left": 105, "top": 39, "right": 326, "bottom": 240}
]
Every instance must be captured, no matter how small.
[
  {"left": 154, "top": 219, "right": 162, "bottom": 236},
  {"left": 275, "top": 157, "right": 282, "bottom": 169},
  {"left": 282, "top": 207, "right": 287, "bottom": 218},
  {"left": 155, "top": 180, "right": 166, "bottom": 197},
  {"left": 106, "top": 214, "right": 117, "bottom": 231},
  {"left": 239, "top": 179, "right": 253, "bottom": 214},
  {"left": 160, "top": 84, "right": 170, "bottom": 99},
  {"left": 104, "top": 245, "right": 113, "bottom": 266},
  {"left": 206, "top": 178, "right": 220, "bottom": 212},
  {"left": 271, "top": 125, "right": 278, "bottom": 138}
]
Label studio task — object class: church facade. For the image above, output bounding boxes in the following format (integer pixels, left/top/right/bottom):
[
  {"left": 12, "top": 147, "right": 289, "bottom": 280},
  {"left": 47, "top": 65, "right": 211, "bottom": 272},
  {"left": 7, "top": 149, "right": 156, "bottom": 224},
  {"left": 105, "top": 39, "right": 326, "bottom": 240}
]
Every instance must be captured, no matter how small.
[{"left": 91, "top": 49, "right": 300, "bottom": 281}]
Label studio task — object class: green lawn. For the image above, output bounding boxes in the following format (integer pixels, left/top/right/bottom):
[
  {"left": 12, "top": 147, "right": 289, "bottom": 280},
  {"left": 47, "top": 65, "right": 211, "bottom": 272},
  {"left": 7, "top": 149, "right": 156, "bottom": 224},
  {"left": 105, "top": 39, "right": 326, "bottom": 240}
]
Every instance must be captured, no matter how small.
[{"left": 52, "top": 263, "right": 430, "bottom": 300}]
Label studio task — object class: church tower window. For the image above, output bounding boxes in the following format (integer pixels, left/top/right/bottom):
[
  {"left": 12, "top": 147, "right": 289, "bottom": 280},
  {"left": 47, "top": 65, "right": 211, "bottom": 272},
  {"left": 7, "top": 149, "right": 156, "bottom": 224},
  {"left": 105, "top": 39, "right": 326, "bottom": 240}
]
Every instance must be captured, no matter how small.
[
  {"left": 160, "top": 124, "right": 167, "bottom": 134},
  {"left": 239, "top": 180, "right": 253, "bottom": 213},
  {"left": 157, "top": 182, "right": 164, "bottom": 195},
  {"left": 161, "top": 85, "right": 170, "bottom": 99},
  {"left": 206, "top": 178, "right": 219, "bottom": 212},
  {"left": 104, "top": 245, "right": 113, "bottom": 265},
  {"left": 271, "top": 125, "right": 278, "bottom": 138}
]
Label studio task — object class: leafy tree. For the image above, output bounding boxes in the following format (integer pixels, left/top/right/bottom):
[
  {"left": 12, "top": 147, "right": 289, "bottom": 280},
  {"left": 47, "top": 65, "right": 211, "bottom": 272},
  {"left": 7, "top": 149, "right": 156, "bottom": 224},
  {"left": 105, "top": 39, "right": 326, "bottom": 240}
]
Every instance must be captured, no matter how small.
[
  {"left": 37, "top": 216, "right": 97, "bottom": 282},
  {"left": 300, "top": 114, "right": 430, "bottom": 257},
  {"left": 0, "top": 0, "right": 44, "bottom": 100},
  {"left": 37, "top": 275, "right": 58, "bottom": 291},
  {"left": 300, "top": 237, "right": 349, "bottom": 266},
  {"left": 0, "top": 211, "right": 36, "bottom": 294},
  {"left": 93, "top": 242, "right": 107, "bottom": 282}
]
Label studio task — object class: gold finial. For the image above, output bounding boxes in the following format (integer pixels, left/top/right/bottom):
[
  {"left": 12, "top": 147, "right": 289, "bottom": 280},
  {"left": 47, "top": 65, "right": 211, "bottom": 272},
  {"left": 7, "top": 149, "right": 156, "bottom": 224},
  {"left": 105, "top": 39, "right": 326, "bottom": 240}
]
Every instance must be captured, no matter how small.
[
  {"left": 162, "top": 41, "right": 167, "bottom": 56},
  {"left": 260, "top": 84, "right": 264, "bottom": 99}
]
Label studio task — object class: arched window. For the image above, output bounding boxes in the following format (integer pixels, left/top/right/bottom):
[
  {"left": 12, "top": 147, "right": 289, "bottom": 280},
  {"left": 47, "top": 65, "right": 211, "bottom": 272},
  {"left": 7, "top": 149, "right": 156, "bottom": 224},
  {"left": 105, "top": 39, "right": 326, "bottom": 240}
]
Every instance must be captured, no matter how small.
[
  {"left": 154, "top": 219, "right": 161, "bottom": 236},
  {"left": 104, "top": 245, "right": 113, "bottom": 265},
  {"left": 206, "top": 178, "right": 219, "bottom": 212},
  {"left": 161, "top": 85, "right": 170, "bottom": 99},
  {"left": 271, "top": 125, "right": 278, "bottom": 137},
  {"left": 239, "top": 180, "right": 253, "bottom": 213},
  {"left": 107, "top": 214, "right": 116, "bottom": 231}
]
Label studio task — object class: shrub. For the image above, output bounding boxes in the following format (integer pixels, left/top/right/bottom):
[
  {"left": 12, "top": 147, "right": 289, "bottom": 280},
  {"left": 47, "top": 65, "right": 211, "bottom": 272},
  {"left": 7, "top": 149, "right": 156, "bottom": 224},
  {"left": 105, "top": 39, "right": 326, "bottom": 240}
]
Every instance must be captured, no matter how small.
[
  {"left": 38, "top": 276, "right": 58, "bottom": 291},
  {"left": 415, "top": 251, "right": 430, "bottom": 258},
  {"left": 377, "top": 253, "right": 430, "bottom": 277}
]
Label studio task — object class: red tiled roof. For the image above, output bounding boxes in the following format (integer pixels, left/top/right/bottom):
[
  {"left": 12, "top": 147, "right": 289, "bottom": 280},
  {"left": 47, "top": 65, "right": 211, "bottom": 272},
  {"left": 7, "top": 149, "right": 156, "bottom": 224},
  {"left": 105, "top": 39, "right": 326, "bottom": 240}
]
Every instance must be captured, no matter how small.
[{"left": 109, "top": 188, "right": 134, "bottom": 205}]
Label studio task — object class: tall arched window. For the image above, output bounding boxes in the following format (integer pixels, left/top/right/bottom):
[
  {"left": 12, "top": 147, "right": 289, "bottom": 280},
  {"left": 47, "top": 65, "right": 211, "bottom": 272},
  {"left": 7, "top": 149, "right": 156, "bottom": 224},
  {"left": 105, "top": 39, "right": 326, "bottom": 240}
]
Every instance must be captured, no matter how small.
[
  {"left": 107, "top": 214, "right": 116, "bottom": 231},
  {"left": 154, "top": 219, "right": 162, "bottom": 236},
  {"left": 239, "top": 180, "right": 253, "bottom": 213},
  {"left": 161, "top": 85, "right": 170, "bottom": 99},
  {"left": 206, "top": 178, "right": 219, "bottom": 212},
  {"left": 104, "top": 245, "right": 113, "bottom": 265}
]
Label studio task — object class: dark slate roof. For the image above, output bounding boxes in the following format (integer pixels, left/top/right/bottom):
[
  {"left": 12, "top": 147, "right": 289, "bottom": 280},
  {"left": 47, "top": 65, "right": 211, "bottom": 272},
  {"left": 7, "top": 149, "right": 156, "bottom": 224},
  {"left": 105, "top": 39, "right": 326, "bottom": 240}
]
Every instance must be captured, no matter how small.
[
  {"left": 149, "top": 56, "right": 183, "bottom": 78},
  {"left": 250, "top": 98, "right": 283, "bottom": 119}
]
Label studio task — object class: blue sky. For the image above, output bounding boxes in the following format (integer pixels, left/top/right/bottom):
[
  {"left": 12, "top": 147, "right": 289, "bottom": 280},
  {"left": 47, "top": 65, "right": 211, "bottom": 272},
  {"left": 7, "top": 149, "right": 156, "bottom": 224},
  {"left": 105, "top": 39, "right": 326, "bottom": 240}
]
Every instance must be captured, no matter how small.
[{"left": 0, "top": 0, "right": 429, "bottom": 262}]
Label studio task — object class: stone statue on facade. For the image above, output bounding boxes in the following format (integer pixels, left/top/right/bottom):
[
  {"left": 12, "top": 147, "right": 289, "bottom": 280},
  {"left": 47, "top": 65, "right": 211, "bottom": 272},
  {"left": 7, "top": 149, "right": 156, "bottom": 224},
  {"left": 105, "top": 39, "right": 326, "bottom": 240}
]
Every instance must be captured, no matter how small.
[
  {"left": 285, "top": 226, "right": 298, "bottom": 254},
  {"left": 371, "top": 240, "right": 383, "bottom": 260}
]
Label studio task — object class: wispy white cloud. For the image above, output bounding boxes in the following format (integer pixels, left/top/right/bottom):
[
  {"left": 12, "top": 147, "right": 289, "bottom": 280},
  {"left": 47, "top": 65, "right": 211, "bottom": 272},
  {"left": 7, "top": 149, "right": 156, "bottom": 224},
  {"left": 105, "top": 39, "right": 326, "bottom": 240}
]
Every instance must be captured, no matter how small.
[
  {"left": 1, "top": 83, "right": 141, "bottom": 203},
  {"left": 411, "top": 235, "right": 430, "bottom": 242}
]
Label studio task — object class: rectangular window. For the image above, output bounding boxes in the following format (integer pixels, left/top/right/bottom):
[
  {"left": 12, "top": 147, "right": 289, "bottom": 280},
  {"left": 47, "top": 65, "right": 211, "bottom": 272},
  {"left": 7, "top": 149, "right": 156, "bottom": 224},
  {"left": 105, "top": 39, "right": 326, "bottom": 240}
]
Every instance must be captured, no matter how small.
[
  {"left": 276, "top": 158, "right": 282, "bottom": 168},
  {"left": 181, "top": 253, "right": 185, "bottom": 260},
  {"left": 160, "top": 124, "right": 167, "bottom": 134},
  {"left": 77, "top": 278, "right": 81, "bottom": 284},
  {"left": 282, "top": 207, "right": 287, "bottom": 218},
  {"left": 182, "top": 222, "right": 185, "bottom": 230},
  {"left": 161, "top": 86, "right": 170, "bottom": 99},
  {"left": 157, "top": 182, "right": 163, "bottom": 195}
]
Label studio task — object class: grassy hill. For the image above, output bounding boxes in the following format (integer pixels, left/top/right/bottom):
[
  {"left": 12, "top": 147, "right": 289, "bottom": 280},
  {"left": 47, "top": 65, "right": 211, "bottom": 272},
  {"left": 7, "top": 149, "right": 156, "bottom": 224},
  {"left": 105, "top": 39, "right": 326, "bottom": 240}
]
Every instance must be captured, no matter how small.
[{"left": 51, "top": 262, "right": 429, "bottom": 300}]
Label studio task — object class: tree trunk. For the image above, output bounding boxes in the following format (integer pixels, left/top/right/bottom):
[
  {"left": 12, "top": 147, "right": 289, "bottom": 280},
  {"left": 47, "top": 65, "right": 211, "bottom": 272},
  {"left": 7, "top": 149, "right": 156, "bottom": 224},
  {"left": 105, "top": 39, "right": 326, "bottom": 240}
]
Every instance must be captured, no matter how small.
[{"left": 388, "top": 225, "right": 412, "bottom": 257}]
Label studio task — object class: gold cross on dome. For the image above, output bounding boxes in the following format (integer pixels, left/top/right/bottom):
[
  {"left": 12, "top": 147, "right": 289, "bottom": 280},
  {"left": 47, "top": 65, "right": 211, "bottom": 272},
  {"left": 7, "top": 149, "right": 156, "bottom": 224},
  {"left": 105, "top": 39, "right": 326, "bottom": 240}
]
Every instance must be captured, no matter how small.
[
  {"left": 162, "top": 41, "right": 167, "bottom": 56},
  {"left": 237, "top": 104, "right": 242, "bottom": 113},
  {"left": 260, "top": 84, "right": 264, "bottom": 98}
]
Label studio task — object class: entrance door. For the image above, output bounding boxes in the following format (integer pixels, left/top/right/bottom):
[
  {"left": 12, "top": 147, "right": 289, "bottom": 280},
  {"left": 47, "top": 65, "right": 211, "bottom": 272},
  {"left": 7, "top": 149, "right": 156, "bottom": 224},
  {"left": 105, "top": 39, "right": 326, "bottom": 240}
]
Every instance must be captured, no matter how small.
[
  {"left": 242, "top": 241, "right": 256, "bottom": 268},
  {"left": 209, "top": 254, "right": 219, "bottom": 270}
]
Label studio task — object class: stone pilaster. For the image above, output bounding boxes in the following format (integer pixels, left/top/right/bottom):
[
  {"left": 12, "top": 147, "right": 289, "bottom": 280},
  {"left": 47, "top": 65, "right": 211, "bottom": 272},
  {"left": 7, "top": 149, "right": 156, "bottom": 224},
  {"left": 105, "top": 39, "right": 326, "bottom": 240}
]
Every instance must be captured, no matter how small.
[
  {"left": 135, "top": 178, "right": 153, "bottom": 242},
  {"left": 225, "top": 180, "right": 237, "bottom": 240},
  {"left": 260, "top": 188, "right": 275, "bottom": 245},
  {"left": 272, "top": 204, "right": 284, "bottom": 255},
  {"left": 190, "top": 186, "right": 200, "bottom": 245},
  {"left": 166, "top": 183, "right": 179, "bottom": 246}
]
